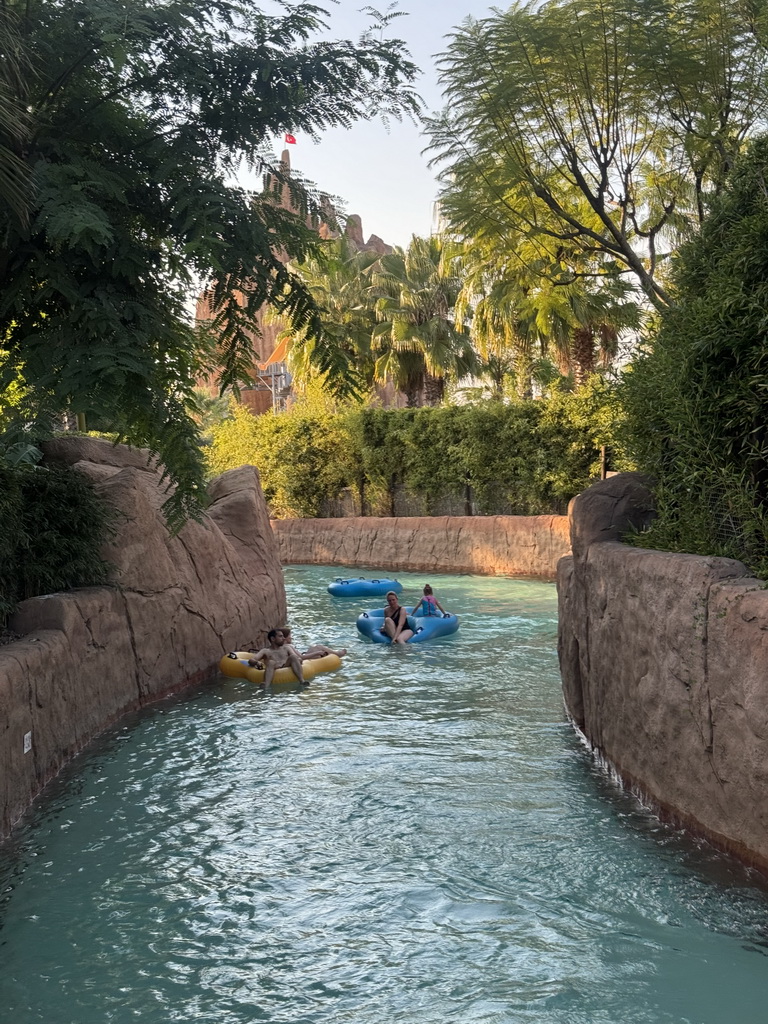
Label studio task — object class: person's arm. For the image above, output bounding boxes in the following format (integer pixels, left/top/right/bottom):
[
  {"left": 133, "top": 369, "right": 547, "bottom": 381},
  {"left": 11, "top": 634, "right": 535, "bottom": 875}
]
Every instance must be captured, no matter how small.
[{"left": 436, "top": 599, "right": 448, "bottom": 615}]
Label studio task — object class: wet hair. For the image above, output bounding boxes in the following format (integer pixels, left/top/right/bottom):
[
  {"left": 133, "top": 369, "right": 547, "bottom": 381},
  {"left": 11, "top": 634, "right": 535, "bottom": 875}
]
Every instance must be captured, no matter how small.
[
  {"left": 386, "top": 590, "right": 399, "bottom": 600},
  {"left": 423, "top": 584, "right": 433, "bottom": 595},
  {"left": 267, "top": 628, "right": 281, "bottom": 641}
]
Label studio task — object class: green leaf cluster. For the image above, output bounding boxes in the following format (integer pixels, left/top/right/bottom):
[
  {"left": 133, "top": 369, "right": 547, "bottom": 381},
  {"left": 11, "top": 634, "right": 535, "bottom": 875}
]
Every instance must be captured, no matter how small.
[
  {"left": 618, "top": 135, "right": 768, "bottom": 576},
  {"left": 0, "top": 463, "right": 113, "bottom": 624},
  {"left": 282, "top": 233, "right": 479, "bottom": 405},
  {"left": 427, "top": 0, "right": 768, "bottom": 311},
  {"left": 207, "top": 386, "right": 617, "bottom": 518},
  {"left": 207, "top": 402, "right": 359, "bottom": 518},
  {"left": 0, "top": 0, "right": 419, "bottom": 529}
]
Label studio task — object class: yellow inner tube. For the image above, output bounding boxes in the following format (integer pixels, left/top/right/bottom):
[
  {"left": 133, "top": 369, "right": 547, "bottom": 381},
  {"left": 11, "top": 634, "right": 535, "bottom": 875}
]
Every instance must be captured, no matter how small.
[{"left": 219, "top": 651, "right": 342, "bottom": 690}]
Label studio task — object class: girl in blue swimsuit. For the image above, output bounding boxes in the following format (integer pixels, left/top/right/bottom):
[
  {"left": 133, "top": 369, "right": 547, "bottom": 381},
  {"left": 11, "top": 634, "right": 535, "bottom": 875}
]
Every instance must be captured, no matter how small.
[{"left": 419, "top": 584, "right": 448, "bottom": 617}]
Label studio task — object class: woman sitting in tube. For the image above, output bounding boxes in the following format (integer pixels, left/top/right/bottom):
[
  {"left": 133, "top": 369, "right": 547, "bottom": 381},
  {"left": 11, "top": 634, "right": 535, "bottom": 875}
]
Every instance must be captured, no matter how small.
[{"left": 381, "top": 590, "right": 415, "bottom": 644}]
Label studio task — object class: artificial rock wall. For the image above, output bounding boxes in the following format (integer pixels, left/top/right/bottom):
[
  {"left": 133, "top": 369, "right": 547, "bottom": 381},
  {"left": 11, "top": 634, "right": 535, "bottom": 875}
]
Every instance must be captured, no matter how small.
[
  {"left": 558, "top": 473, "right": 768, "bottom": 871},
  {"left": 272, "top": 515, "right": 571, "bottom": 580},
  {"left": 0, "top": 440, "right": 285, "bottom": 838}
]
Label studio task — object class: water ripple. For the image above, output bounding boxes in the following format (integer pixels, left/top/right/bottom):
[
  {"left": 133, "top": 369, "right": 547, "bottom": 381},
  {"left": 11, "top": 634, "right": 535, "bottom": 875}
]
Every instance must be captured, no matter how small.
[{"left": 1, "top": 566, "right": 768, "bottom": 1024}]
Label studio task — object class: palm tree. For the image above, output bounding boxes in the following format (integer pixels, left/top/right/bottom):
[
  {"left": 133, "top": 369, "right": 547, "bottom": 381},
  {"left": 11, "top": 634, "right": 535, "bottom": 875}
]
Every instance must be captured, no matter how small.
[
  {"left": 273, "top": 235, "right": 380, "bottom": 392},
  {"left": 457, "top": 235, "right": 640, "bottom": 392},
  {"left": 524, "top": 277, "right": 641, "bottom": 389},
  {"left": 455, "top": 253, "right": 544, "bottom": 398},
  {"left": 370, "top": 234, "right": 477, "bottom": 406}
]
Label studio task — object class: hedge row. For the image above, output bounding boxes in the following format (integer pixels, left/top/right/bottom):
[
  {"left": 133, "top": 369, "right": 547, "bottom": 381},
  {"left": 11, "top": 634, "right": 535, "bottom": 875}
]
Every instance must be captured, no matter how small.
[
  {"left": 0, "top": 464, "right": 113, "bottom": 624},
  {"left": 207, "top": 383, "right": 619, "bottom": 518}
]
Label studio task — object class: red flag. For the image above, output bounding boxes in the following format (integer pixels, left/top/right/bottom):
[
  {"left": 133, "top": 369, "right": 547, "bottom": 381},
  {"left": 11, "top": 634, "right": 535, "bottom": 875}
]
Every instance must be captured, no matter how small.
[{"left": 284, "top": 133, "right": 297, "bottom": 144}]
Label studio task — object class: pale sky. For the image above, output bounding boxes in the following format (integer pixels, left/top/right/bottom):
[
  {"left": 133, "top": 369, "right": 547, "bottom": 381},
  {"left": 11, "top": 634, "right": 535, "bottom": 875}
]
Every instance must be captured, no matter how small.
[{"left": 246, "top": 0, "right": 495, "bottom": 249}]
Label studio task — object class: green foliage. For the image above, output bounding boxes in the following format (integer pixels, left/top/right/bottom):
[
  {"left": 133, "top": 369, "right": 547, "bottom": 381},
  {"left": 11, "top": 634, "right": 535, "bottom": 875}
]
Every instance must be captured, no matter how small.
[
  {"left": 0, "top": 463, "right": 113, "bottom": 623},
  {"left": 208, "top": 388, "right": 617, "bottom": 517},
  {"left": 282, "top": 233, "right": 478, "bottom": 405},
  {"left": 427, "top": 0, "right": 768, "bottom": 311},
  {"left": 192, "top": 389, "right": 235, "bottom": 438},
  {"left": 274, "top": 235, "right": 379, "bottom": 396},
  {"left": 208, "top": 404, "right": 358, "bottom": 517},
  {"left": 454, "top": 235, "right": 642, "bottom": 395},
  {"left": 370, "top": 235, "right": 478, "bottom": 405},
  {"left": 619, "top": 136, "right": 768, "bottom": 576},
  {"left": 356, "top": 407, "right": 419, "bottom": 513},
  {"left": 0, "top": 3, "right": 33, "bottom": 226},
  {"left": 0, "top": 0, "right": 419, "bottom": 529}
]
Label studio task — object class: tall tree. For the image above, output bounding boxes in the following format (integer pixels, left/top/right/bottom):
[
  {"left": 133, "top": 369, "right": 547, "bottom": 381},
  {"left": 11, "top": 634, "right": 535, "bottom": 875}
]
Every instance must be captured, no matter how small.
[
  {"left": 455, "top": 235, "right": 639, "bottom": 393},
  {"left": 371, "top": 235, "right": 477, "bottom": 405},
  {"left": 619, "top": 134, "right": 768, "bottom": 571},
  {"left": 0, "top": 0, "right": 418, "bottom": 525},
  {"left": 427, "top": 0, "right": 768, "bottom": 311}
]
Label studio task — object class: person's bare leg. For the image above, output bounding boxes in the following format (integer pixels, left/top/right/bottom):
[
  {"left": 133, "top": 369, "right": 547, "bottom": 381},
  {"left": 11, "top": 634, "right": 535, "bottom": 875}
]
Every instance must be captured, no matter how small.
[
  {"left": 263, "top": 662, "right": 275, "bottom": 694},
  {"left": 288, "top": 652, "right": 306, "bottom": 685},
  {"left": 395, "top": 629, "right": 413, "bottom": 645},
  {"left": 383, "top": 618, "right": 396, "bottom": 639},
  {"left": 305, "top": 645, "right": 347, "bottom": 659}
]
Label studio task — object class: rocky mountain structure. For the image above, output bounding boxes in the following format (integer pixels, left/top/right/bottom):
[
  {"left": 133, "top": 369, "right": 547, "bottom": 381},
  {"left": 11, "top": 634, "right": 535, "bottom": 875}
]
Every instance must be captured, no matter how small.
[
  {"left": 0, "top": 437, "right": 284, "bottom": 837},
  {"left": 558, "top": 473, "right": 768, "bottom": 873}
]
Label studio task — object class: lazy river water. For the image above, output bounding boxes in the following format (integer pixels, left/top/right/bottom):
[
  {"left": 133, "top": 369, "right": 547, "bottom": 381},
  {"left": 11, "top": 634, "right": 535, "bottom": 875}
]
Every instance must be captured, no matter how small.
[{"left": 2, "top": 565, "right": 768, "bottom": 1024}]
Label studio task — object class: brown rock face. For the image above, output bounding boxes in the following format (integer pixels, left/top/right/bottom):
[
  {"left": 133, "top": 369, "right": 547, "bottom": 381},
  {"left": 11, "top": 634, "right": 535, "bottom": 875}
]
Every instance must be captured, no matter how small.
[
  {"left": 558, "top": 474, "right": 768, "bottom": 872},
  {"left": 272, "top": 515, "right": 570, "bottom": 580},
  {"left": 344, "top": 213, "right": 365, "bottom": 248},
  {"left": 0, "top": 439, "right": 285, "bottom": 837},
  {"left": 568, "top": 471, "right": 655, "bottom": 565},
  {"left": 363, "top": 233, "right": 393, "bottom": 255}
]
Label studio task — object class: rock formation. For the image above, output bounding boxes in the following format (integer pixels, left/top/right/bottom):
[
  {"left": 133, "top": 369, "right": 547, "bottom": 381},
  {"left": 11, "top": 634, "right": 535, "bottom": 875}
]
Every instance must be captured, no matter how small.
[
  {"left": 0, "top": 438, "right": 285, "bottom": 837},
  {"left": 559, "top": 473, "right": 768, "bottom": 872}
]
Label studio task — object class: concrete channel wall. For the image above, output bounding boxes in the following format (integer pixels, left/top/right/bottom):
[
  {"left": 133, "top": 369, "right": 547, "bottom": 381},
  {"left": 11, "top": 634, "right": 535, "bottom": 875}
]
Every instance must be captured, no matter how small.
[
  {"left": 0, "top": 441, "right": 285, "bottom": 840},
  {"left": 272, "top": 514, "right": 571, "bottom": 580},
  {"left": 558, "top": 473, "right": 768, "bottom": 873}
]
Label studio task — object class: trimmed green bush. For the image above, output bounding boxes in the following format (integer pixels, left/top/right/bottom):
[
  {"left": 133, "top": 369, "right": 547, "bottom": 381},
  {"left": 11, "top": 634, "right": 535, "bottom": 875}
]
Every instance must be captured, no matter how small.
[{"left": 208, "top": 386, "right": 615, "bottom": 519}]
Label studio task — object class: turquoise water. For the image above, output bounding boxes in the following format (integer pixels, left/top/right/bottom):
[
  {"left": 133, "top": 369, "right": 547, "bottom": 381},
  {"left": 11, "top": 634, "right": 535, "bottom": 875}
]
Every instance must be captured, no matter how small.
[{"left": 2, "top": 565, "right": 768, "bottom": 1024}]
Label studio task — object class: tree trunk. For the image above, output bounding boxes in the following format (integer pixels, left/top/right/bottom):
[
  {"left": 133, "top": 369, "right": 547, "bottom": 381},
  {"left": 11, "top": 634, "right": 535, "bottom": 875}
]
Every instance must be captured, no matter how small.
[
  {"left": 571, "top": 326, "right": 596, "bottom": 389},
  {"left": 515, "top": 351, "right": 534, "bottom": 399},
  {"left": 404, "top": 383, "right": 422, "bottom": 407},
  {"left": 423, "top": 372, "right": 445, "bottom": 406}
]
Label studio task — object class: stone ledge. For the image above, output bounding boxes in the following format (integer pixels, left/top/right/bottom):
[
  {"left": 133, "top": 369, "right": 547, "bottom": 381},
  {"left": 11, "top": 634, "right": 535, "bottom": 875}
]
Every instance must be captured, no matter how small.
[{"left": 272, "top": 514, "right": 571, "bottom": 580}]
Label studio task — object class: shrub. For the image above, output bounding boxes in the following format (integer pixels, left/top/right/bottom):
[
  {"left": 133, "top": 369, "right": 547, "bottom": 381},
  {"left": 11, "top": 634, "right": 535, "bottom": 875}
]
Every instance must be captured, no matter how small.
[
  {"left": 619, "top": 136, "right": 768, "bottom": 576},
  {"left": 208, "top": 390, "right": 615, "bottom": 518},
  {"left": 0, "top": 463, "right": 113, "bottom": 623},
  {"left": 208, "top": 404, "right": 359, "bottom": 517}
]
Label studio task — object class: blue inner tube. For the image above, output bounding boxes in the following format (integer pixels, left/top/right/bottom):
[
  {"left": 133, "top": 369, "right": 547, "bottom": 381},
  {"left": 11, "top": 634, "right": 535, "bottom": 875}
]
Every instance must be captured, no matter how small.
[
  {"left": 357, "top": 607, "right": 459, "bottom": 644},
  {"left": 327, "top": 577, "right": 403, "bottom": 598}
]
